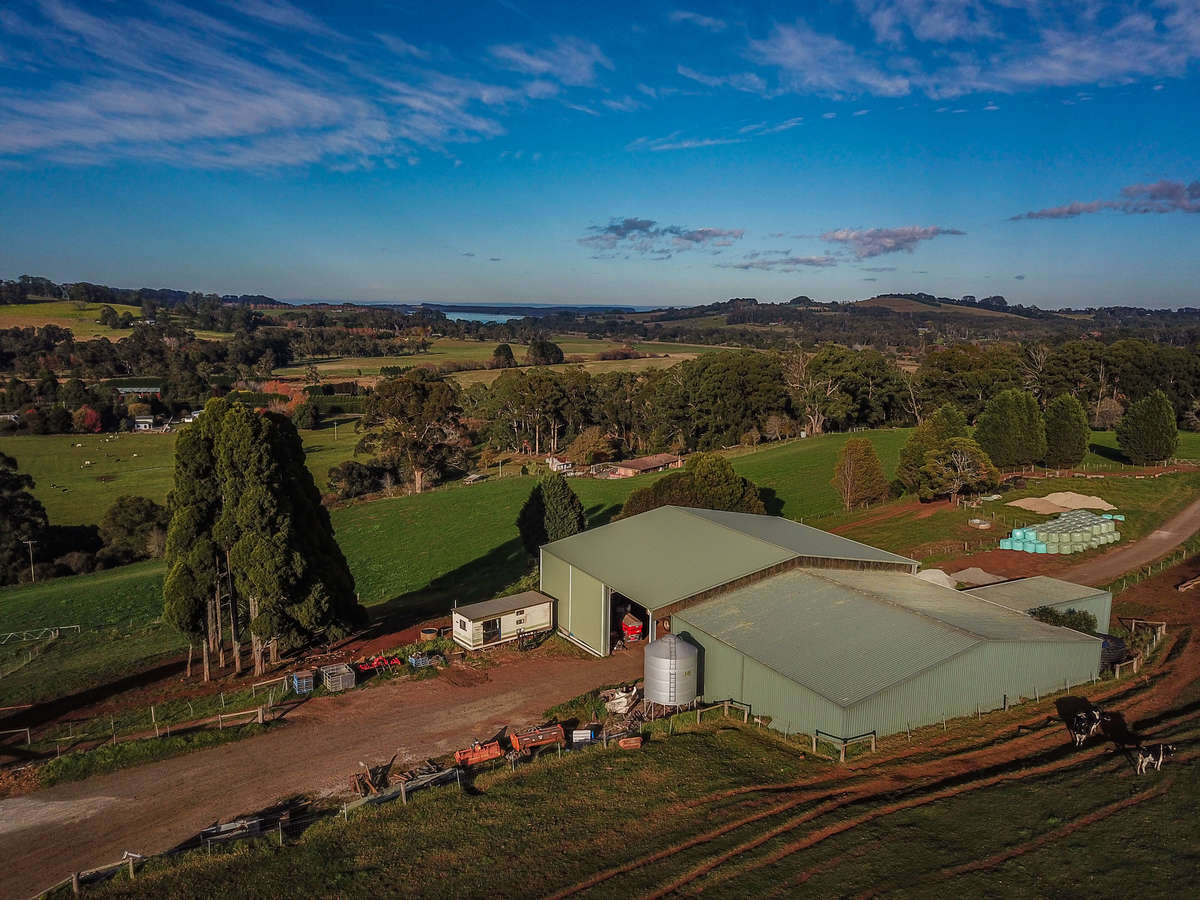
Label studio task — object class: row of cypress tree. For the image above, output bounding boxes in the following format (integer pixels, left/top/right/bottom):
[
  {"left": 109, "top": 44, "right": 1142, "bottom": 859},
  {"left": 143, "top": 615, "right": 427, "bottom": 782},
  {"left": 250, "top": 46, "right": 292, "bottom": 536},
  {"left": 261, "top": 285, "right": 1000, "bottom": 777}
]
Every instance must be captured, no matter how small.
[{"left": 163, "top": 398, "right": 364, "bottom": 680}]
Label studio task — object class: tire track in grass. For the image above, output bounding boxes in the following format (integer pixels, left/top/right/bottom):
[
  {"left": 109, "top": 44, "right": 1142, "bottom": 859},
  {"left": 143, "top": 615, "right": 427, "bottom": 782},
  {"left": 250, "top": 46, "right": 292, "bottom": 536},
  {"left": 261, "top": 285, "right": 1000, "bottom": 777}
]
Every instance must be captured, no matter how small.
[
  {"left": 649, "top": 749, "right": 1131, "bottom": 897},
  {"left": 543, "top": 787, "right": 844, "bottom": 900},
  {"left": 927, "top": 782, "right": 1170, "bottom": 882},
  {"left": 764, "top": 840, "right": 881, "bottom": 897}
]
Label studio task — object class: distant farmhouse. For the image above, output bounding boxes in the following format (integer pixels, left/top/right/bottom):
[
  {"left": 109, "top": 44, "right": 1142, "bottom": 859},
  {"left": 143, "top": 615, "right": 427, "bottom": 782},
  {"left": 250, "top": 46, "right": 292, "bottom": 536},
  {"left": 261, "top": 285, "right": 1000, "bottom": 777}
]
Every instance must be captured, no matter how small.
[
  {"left": 527, "top": 507, "right": 1107, "bottom": 739},
  {"left": 606, "top": 453, "right": 684, "bottom": 478}
]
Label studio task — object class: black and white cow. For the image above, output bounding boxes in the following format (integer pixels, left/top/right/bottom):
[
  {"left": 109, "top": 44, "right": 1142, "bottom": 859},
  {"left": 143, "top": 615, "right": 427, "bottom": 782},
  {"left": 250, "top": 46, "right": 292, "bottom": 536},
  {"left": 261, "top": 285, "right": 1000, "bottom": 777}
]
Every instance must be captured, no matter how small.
[
  {"left": 1135, "top": 743, "right": 1176, "bottom": 775},
  {"left": 1071, "top": 709, "right": 1103, "bottom": 747}
]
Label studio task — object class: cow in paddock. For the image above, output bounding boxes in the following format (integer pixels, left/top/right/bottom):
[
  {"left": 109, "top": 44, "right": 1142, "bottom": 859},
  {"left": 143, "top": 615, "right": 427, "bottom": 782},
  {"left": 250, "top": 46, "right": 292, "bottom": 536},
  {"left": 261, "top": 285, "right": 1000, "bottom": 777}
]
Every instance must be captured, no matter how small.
[
  {"left": 1134, "top": 744, "right": 1176, "bottom": 775},
  {"left": 1071, "top": 709, "right": 1103, "bottom": 748}
]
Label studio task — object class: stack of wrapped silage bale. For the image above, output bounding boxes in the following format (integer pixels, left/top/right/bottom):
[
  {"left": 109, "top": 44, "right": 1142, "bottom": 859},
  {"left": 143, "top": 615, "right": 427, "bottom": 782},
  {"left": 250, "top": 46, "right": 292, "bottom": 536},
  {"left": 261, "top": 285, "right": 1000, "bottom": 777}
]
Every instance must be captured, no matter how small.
[{"left": 999, "top": 510, "right": 1123, "bottom": 554}]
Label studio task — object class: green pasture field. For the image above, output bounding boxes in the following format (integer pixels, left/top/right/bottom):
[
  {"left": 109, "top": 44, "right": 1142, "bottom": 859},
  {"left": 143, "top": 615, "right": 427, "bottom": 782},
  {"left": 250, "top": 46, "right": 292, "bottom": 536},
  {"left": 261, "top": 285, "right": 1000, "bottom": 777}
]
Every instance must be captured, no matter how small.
[
  {"left": 272, "top": 336, "right": 723, "bottom": 379},
  {"left": 450, "top": 354, "right": 696, "bottom": 386},
  {"left": 0, "top": 425, "right": 360, "bottom": 525},
  {"left": 82, "top": 713, "right": 1200, "bottom": 898},
  {"left": 0, "top": 300, "right": 144, "bottom": 340}
]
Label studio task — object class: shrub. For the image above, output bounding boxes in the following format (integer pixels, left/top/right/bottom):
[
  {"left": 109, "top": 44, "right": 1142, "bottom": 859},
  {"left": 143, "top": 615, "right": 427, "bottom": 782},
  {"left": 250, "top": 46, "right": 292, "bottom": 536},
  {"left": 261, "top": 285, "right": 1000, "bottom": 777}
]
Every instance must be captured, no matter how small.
[
  {"left": 526, "top": 337, "right": 564, "bottom": 366},
  {"left": 99, "top": 496, "right": 170, "bottom": 563},
  {"left": 1030, "top": 606, "right": 1098, "bottom": 634},
  {"left": 491, "top": 344, "right": 517, "bottom": 369},
  {"left": 620, "top": 453, "right": 764, "bottom": 518}
]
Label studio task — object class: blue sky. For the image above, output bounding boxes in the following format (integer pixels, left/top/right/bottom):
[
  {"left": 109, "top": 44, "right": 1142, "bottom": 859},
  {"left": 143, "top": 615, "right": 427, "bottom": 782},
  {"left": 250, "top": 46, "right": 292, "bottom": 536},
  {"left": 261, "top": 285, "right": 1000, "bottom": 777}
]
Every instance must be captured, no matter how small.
[{"left": 0, "top": 1, "right": 1197, "bottom": 308}]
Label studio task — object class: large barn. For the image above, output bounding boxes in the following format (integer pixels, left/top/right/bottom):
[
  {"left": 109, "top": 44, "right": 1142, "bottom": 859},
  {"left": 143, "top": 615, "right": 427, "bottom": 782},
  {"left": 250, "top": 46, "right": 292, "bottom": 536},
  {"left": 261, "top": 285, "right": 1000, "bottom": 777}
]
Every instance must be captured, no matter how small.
[{"left": 538, "top": 506, "right": 1107, "bottom": 739}]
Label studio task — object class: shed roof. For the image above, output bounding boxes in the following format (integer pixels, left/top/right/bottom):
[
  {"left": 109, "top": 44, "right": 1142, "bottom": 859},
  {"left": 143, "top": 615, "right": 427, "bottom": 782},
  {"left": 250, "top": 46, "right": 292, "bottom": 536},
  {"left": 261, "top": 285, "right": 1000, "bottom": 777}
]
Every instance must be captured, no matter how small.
[
  {"left": 454, "top": 590, "right": 553, "bottom": 621},
  {"left": 675, "top": 567, "right": 1096, "bottom": 708},
  {"left": 614, "top": 453, "right": 683, "bottom": 471},
  {"left": 964, "top": 576, "right": 1110, "bottom": 613},
  {"left": 540, "top": 507, "right": 916, "bottom": 611}
]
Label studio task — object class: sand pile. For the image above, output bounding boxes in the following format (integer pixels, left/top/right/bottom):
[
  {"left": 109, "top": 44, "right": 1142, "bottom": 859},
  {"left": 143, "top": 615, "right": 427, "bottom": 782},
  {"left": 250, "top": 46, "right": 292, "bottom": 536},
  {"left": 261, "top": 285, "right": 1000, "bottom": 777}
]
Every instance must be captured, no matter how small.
[
  {"left": 915, "top": 569, "right": 958, "bottom": 589},
  {"left": 950, "top": 567, "right": 1005, "bottom": 586},
  {"left": 1006, "top": 491, "right": 1115, "bottom": 514}
]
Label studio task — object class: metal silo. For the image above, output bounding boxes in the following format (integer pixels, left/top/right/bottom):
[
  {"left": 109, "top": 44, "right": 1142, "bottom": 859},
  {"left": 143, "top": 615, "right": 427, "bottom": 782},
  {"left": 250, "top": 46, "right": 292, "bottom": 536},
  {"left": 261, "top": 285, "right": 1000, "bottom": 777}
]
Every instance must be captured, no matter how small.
[{"left": 644, "top": 635, "right": 699, "bottom": 707}]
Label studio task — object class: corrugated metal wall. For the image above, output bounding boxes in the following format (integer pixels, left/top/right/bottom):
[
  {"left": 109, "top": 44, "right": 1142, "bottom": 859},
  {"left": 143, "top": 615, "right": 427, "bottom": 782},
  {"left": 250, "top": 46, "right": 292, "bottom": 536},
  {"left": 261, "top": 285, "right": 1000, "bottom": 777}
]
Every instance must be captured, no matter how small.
[
  {"left": 676, "top": 613, "right": 1102, "bottom": 739},
  {"left": 843, "top": 640, "right": 1099, "bottom": 736},
  {"left": 674, "top": 615, "right": 846, "bottom": 736},
  {"left": 541, "top": 550, "right": 607, "bottom": 655},
  {"left": 1050, "top": 594, "right": 1113, "bottom": 632}
]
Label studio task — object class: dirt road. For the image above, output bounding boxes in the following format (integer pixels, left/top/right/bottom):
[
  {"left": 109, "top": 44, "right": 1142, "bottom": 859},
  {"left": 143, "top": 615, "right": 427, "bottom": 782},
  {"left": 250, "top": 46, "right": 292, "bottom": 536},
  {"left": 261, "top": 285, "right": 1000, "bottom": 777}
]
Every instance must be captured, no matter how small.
[
  {"left": 0, "top": 647, "right": 643, "bottom": 899},
  {"left": 1060, "top": 493, "right": 1200, "bottom": 585}
]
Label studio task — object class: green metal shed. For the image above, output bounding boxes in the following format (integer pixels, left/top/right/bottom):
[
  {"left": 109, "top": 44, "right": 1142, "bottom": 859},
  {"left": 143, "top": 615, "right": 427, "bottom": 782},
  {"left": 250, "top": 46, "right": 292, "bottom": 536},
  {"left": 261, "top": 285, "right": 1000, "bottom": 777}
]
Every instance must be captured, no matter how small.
[
  {"left": 966, "top": 577, "right": 1113, "bottom": 632},
  {"left": 539, "top": 506, "right": 917, "bottom": 656},
  {"left": 672, "top": 567, "right": 1102, "bottom": 739}
]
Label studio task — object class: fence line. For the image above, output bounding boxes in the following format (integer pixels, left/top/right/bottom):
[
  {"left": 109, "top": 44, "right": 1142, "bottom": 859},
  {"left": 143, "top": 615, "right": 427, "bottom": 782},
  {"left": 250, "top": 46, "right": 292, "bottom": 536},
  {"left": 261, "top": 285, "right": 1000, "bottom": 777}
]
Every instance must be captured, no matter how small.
[{"left": 0, "top": 625, "right": 80, "bottom": 644}]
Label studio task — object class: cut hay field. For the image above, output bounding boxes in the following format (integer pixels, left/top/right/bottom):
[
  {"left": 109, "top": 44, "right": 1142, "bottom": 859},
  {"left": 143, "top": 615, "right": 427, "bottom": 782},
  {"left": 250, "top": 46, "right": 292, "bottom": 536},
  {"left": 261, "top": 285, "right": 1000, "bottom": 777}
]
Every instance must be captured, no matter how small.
[{"left": 0, "top": 300, "right": 143, "bottom": 340}]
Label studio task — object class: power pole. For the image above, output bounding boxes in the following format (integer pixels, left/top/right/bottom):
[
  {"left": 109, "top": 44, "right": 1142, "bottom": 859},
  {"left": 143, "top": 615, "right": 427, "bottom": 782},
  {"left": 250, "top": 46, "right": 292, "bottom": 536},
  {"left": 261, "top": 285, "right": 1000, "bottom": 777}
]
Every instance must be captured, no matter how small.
[{"left": 22, "top": 540, "right": 36, "bottom": 583}]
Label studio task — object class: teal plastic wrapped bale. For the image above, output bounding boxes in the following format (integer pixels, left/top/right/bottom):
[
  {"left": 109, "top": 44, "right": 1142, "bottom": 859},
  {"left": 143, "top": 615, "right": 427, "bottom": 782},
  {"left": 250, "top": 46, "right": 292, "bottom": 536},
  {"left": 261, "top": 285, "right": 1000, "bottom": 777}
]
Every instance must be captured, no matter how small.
[
  {"left": 1023, "top": 541, "right": 1037, "bottom": 553},
  {"left": 1102, "top": 513, "right": 1114, "bottom": 519},
  {"left": 1000, "top": 538, "right": 1013, "bottom": 550},
  {"left": 1035, "top": 542, "right": 1048, "bottom": 553},
  {"left": 1011, "top": 528, "right": 1025, "bottom": 541},
  {"left": 1115, "top": 514, "right": 1126, "bottom": 521}
]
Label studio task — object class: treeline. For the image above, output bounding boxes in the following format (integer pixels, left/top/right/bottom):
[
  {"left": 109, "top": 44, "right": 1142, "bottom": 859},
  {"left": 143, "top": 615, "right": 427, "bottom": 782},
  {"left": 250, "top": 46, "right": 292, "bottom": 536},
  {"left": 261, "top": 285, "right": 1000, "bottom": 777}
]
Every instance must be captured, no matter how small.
[
  {"left": 0, "top": 274, "right": 279, "bottom": 310},
  {"left": 333, "top": 340, "right": 1198, "bottom": 502}
]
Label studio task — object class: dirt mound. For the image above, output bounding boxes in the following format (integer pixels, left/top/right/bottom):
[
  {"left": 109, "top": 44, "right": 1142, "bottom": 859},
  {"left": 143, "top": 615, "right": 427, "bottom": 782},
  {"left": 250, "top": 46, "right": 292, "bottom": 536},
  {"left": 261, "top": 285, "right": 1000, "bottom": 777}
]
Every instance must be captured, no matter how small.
[
  {"left": 1007, "top": 492, "right": 1115, "bottom": 514},
  {"left": 915, "top": 569, "right": 957, "bottom": 589},
  {"left": 949, "top": 566, "right": 1005, "bottom": 586}
]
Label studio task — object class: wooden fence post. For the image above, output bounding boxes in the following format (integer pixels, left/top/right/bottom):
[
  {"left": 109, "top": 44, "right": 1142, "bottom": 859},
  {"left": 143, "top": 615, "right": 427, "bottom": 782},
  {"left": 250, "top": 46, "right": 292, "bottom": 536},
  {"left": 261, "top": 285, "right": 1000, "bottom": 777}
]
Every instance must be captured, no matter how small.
[
  {"left": 71, "top": 872, "right": 80, "bottom": 895},
  {"left": 127, "top": 857, "right": 135, "bottom": 880}
]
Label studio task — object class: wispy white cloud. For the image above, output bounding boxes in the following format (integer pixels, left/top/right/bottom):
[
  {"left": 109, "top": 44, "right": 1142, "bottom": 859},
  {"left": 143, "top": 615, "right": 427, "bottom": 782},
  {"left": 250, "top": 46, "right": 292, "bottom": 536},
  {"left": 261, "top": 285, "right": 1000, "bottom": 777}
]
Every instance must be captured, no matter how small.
[
  {"left": 626, "top": 132, "right": 745, "bottom": 152},
  {"left": 0, "top": 2, "right": 615, "bottom": 170},
  {"left": 489, "top": 36, "right": 613, "bottom": 87},
  {"left": 668, "top": 10, "right": 726, "bottom": 32},
  {"left": 677, "top": 65, "right": 766, "bottom": 93},
  {"left": 749, "top": 20, "right": 911, "bottom": 97},
  {"left": 739, "top": 4, "right": 1200, "bottom": 101},
  {"left": 822, "top": 225, "right": 965, "bottom": 258}
]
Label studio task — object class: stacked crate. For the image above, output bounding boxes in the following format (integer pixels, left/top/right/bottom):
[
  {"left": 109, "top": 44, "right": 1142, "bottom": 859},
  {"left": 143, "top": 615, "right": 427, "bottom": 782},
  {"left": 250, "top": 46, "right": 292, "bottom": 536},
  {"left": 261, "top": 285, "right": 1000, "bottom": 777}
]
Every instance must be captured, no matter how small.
[{"left": 999, "top": 511, "right": 1123, "bottom": 554}]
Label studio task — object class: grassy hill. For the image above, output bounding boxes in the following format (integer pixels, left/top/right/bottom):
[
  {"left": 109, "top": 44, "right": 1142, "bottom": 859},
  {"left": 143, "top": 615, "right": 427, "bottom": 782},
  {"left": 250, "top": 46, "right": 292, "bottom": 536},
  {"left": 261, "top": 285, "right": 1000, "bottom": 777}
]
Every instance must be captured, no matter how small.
[
  {"left": 854, "top": 296, "right": 1033, "bottom": 319},
  {"left": 0, "top": 299, "right": 146, "bottom": 340}
]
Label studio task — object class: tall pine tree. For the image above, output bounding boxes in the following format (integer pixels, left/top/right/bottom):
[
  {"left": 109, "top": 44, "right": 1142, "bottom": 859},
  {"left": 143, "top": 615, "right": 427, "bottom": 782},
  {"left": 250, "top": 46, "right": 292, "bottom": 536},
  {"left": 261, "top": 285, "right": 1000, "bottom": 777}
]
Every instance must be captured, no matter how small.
[
  {"left": 974, "top": 390, "right": 1046, "bottom": 468},
  {"left": 1042, "top": 394, "right": 1090, "bottom": 468},
  {"left": 517, "top": 472, "right": 586, "bottom": 557},
  {"left": 164, "top": 399, "right": 363, "bottom": 679},
  {"left": 1116, "top": 390, "right": 1178, "bottom": 465}
]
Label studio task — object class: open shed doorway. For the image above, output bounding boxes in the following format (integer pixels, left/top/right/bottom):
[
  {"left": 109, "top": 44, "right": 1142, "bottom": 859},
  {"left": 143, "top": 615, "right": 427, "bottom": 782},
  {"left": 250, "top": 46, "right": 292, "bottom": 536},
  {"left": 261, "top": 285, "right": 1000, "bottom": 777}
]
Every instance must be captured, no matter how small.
[{"left": 611, "top": 591, "right": 650, "bottom": 652}]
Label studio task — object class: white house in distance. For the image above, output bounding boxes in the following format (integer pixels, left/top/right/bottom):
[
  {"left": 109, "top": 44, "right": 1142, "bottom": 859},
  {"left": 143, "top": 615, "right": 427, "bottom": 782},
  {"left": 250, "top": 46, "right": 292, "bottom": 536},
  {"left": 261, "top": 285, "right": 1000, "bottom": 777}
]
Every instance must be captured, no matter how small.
[
  {"left": 451, "top": 591, "right": 554, "bottom": 650},
  {"left": 132, "top": 415, "right": 156, "bottom": 432}
]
